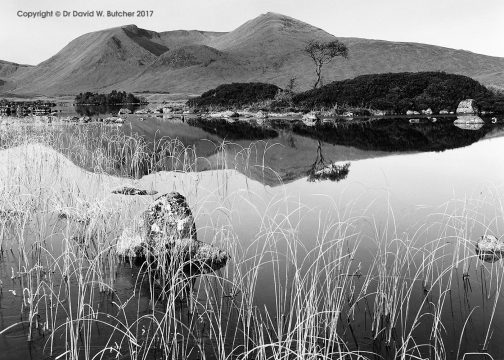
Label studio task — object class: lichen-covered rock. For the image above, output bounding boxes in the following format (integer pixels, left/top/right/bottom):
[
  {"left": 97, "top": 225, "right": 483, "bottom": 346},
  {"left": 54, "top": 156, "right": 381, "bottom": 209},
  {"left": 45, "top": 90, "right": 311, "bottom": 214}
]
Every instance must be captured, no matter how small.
[
  {"left": 112, "top": 186, "right": 158, "bottom": 196},
  {"left": 144, "top": 192, "right": 198, "bottom": 247},
  {"left": 456, "top": 99, "right": 478, "bottom": 114},
  {"left": 116, "top": 192, "right": 229, "bottom": 273},
  {"left": 476, "top": 234, "right": 504, "bottom": 263}
]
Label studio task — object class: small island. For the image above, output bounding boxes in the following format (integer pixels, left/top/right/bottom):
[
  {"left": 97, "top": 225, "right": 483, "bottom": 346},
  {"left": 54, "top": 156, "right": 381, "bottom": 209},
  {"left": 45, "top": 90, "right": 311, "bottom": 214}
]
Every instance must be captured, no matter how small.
[{"left": 74, "top": 90, "right": 147, "bottom": 105}]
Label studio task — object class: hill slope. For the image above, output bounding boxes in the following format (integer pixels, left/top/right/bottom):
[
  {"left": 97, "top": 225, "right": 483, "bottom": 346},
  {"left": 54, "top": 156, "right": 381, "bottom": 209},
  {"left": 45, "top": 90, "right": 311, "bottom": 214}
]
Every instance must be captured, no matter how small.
[
  {"left": 7, "top": 25, "right": 168, "bottom": 95},
  {"left": 113, "top": 12, "right": 504, "bottom": 94},
  {"left": 2, "top": 12, "right": 504, "bottom": 95}
]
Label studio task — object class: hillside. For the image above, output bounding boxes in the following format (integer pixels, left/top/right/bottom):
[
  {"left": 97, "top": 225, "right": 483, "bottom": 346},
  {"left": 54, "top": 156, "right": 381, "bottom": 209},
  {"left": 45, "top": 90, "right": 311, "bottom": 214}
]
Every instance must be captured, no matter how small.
[
  {"left": 6, "top": 25, "right": 167, "bottom": 95},
  {"left": 2, "top": 12, "right": 504, "bottom": 96},
  {"left": 0, "top": 60, "right": 32, "bottom": 78}
]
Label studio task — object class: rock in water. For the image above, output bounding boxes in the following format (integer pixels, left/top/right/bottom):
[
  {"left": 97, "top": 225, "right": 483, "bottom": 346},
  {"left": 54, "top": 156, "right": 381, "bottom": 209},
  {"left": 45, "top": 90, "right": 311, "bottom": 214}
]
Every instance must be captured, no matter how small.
[
  {"left": 112, "top": 186, "right": 158, "bottom": 195},
  {"left": 476, "top": 234, "right": 504, "bottom": 262},
  {"left": 118, "top": 108, "right": 132, "bottom": 115},
  {"left": 456, "top": 99, "right": 479, "bottom": 114},
  {"left": 144, "top": 192, "right": 198, "bottom": 246},
  {"left": 116, "top": 192, "right": 229, "bottom": 274}
]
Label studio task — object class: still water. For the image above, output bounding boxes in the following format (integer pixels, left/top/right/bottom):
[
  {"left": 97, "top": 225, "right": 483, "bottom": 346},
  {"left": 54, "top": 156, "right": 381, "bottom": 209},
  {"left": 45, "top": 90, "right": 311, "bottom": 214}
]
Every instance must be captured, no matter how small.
[{"left": 1, "top": 116, "right": 504, "bottom": 359}]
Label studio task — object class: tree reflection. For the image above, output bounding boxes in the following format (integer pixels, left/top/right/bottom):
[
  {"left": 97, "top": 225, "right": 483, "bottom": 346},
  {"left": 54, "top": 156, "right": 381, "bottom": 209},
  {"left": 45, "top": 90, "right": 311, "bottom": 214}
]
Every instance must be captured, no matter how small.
[{"left": 307, "top": 140, "right": 350, "bottom": 182}]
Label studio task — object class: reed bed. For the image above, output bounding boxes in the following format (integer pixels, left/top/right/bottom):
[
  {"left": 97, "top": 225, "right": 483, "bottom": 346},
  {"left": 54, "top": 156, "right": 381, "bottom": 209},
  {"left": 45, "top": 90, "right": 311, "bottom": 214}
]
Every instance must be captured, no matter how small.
[{"left": 0, "top": 122, "right": 503, "bottom": 360}]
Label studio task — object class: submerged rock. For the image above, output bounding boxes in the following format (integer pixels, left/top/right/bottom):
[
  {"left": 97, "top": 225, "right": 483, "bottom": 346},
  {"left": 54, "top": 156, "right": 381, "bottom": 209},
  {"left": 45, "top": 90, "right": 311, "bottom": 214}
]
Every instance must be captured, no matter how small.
[
  {"left": 476, "top": 234, "right": 504, "bottom": 263},
  {"left": 112, "top": 186, "right": 158, "bottom": 196},
  {"left": 116, "top": 192, "right": 229, "bottom": 274},
  {"left": 456, "top": 99, "right": 479, "bottom": 114}
]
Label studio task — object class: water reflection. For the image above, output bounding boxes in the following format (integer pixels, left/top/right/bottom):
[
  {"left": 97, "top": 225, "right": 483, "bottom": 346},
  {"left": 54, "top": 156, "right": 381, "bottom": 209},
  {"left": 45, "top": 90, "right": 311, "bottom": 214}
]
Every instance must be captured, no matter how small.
[
  {"left": 454, "top": 115, "right": 485, "bottom": 130},
  {"left": 307, "top": 140, "right": 351, "bottom": 182},
  {"left": 75, "top": 104, "right": 143, "bottom": 116}
]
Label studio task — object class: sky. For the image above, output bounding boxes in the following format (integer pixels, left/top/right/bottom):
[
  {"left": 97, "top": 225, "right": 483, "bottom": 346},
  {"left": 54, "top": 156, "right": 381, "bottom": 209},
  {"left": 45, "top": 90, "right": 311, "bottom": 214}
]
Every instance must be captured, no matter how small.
[{"left": 1, "top": 0, "right": 504, "bottom": 65}]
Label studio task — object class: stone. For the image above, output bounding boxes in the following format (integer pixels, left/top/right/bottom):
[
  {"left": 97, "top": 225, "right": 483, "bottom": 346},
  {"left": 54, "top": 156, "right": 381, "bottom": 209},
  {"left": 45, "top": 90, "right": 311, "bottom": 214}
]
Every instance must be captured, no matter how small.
[
  {"left": 209, "top": 110, "right": 239, "bottom": 119},
  {"left": 406, "top": 110, "right": 420, "bottom": 115},
  {"left": 476, "top": 235, "right": 504, "bottom": 263},
  {"left": 439, "top": 110, "right": 449, "bottom": 115},
  {"left": 255, "top": 110, "right": 268, "bottom": 119},
  {"left": 456, "top": 99, "right": 478, "bottom": 114},
  {"left": 116, "top": 192, "right": 229, "bottom": 274},
  {"left": 162, "top": 107, "right": 172, "bottom": 114},
  {"left": 112, "top": 186, "right": 158, "bottom": 196},
  {"left": 422, "top": 108, "right": 433, "bottom": 115},
  {"left": 118, "top": 108, "right": 132, "bottom": 115}
]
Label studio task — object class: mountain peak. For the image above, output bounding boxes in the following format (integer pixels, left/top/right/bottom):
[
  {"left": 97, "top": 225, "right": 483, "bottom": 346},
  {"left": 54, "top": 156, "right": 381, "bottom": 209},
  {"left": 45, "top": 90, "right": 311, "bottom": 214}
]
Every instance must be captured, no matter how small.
[{"left": 2, "top": 13, "right": 504, "bottom": 96}]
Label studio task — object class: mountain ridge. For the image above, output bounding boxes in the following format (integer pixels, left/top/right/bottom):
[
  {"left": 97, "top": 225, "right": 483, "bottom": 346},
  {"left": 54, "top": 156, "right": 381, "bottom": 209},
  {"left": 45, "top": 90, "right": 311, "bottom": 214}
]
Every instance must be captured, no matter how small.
[{"left": 1, "top": 12, "right": 503, "bottom": 96}]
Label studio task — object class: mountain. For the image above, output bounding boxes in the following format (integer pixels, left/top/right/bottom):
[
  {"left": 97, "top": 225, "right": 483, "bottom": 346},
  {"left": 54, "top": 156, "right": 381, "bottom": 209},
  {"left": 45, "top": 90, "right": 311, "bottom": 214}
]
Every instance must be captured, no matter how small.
[
  {"left": 6, "top": 25, "right": 169, "bottom": 95},
  {"left": 2, "top": 12, "right": 504, "bottom": 96}
]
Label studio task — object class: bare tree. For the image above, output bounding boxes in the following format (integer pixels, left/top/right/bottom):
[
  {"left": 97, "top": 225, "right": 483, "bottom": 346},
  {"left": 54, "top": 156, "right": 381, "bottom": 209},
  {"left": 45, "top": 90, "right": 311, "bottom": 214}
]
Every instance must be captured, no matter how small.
[{"left": 304, "top": 40, "right": 348, "bottom": 89}]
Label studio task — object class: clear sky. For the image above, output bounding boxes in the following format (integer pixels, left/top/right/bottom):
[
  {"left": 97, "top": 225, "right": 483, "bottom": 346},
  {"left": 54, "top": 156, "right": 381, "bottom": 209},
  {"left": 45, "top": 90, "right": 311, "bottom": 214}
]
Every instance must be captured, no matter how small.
[{"left": 1, "top": 0, "right": 504, "bottom": 65}]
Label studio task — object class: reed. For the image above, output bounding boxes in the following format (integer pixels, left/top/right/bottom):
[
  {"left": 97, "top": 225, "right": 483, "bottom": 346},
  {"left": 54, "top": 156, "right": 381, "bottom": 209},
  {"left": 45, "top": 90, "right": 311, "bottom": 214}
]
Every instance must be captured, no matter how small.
[{"left": 0, "top": 121, "right": 503, "bottom": 360}]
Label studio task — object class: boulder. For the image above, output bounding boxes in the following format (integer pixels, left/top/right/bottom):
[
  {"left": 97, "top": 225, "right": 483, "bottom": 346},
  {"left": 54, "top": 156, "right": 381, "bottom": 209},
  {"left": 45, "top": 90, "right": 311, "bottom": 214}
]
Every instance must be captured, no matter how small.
[
  {"left": 209, "top": 110, "right": 239, "bottom": 119},
  {"left": 118, "top": 108, "right": 132, "bottom": 115},
  {"left": 255, "top": 110, "right": 268, "bottom": 119},
  {"left": 116, "top": 192, "right": 229, "bottom": 274},
  {"left": 456, "top": 99, "right": 478, "bottom": 114},
  {"left": 422, "top": 108, "right": 433, "bottom": 115},
  {"left": 112, "top": 186, "right": 158, "bottom": 196},
  {"left": 476, "top": 235, "right": 504, "bottom": 262},
  {"left": 162, "top": 107, "right": 172, "bottom": 114}
]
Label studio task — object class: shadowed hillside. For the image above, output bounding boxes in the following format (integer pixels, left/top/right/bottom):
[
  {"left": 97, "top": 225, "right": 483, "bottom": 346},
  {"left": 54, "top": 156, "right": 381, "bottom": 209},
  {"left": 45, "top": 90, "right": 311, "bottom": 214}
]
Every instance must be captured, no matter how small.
[{"left": 2, "top": 12, "right": 504, "bottom": 95}]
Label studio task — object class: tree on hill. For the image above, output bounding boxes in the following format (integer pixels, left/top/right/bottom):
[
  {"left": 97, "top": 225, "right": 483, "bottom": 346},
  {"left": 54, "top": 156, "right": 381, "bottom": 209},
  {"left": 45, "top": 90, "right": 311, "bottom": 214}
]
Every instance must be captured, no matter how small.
[{"left": 304, "top": 40, "right": 349, "bottom": 89}]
